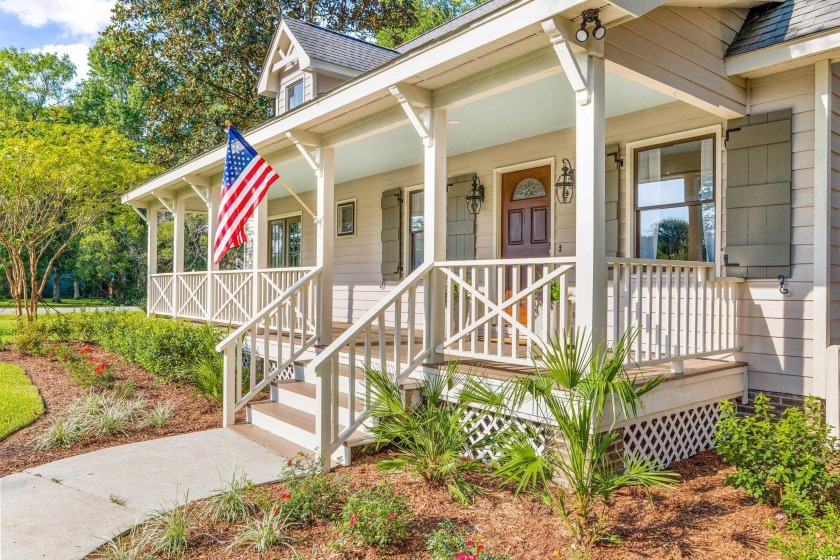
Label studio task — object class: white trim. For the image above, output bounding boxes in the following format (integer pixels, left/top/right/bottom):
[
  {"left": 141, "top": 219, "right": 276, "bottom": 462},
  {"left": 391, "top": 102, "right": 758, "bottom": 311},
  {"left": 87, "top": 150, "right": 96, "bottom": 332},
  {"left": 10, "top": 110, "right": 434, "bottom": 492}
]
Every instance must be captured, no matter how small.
[
  {"left": 623, "top": 124, "right": 723, "bottom": 273},
  {"left": 335, "top": 197, "right": 357, "bottom": 238},
  {"left": 726, "top": 28, "right": 840, "bottom": 78},
  {"left": 491, "top": 157, "right": 556, "bottom": 259},
  {"left": 402, "top": 185, "right": 423, "bottom": 274},
  {"left": 268, "top": 210, "right": 303, "bottom": 221}
]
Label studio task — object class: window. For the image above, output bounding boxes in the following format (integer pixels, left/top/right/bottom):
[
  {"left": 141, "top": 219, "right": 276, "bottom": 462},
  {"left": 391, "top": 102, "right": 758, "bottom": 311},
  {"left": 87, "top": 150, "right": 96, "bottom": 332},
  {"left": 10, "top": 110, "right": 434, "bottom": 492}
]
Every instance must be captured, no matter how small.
[
  {"left": 336, "top": 200, "right": 355, "bottom": 237},
  {"left": 269, "top": 215, "right": 302, "bottom": 267},
  {"left": 635, "top": 135, "right": 715, "bottom": 262},
  {"left": 408, "top": 190, "right": 424, "bottom": 273},
  {"left": 286, "top": 80, "right": 304, "bottom": 111}
]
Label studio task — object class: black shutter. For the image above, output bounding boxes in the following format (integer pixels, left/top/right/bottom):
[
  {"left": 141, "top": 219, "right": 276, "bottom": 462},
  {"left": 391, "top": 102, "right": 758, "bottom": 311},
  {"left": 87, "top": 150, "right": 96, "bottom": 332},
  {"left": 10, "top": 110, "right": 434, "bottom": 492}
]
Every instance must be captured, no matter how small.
[{"left": 381, "top": 187, "right": 402, "bottom": 281}]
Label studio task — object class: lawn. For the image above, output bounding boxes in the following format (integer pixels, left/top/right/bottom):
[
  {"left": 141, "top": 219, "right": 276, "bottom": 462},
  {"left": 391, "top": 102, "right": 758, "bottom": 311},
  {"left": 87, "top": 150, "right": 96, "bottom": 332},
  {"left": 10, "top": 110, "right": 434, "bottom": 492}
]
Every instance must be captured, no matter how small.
[
  {"left": 0, "top": 298, "right": 117, "bottom": 310},
  {"left": 0, "top": 314, "right": 16, "bottom": 344},
  {"left": 0, "top": 362, "right": 44, "bottom": 440}
]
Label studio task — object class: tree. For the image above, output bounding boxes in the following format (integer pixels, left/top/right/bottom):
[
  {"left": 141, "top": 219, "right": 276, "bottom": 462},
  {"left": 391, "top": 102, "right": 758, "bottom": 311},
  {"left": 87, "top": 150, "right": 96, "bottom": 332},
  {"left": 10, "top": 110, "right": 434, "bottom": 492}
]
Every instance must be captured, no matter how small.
[
  {"left": 0, "top": 48, "right": 75, "bottom": 122},
  {"left": 0, "top": 116, "right": 154, "bottom": 319},
  {"left": 103, "top": 0, "right": 417, "bottom": 167},
  {"left": 375, "top": 0, "right": 484, "bottom": 47}
]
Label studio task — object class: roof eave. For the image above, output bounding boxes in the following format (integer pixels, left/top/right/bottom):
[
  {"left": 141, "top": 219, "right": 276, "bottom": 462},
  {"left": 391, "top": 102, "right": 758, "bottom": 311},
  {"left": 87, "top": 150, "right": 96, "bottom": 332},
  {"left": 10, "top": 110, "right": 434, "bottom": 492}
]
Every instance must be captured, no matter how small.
[{"left": 725, "top": 28, "right": 840, "bottom": 78}]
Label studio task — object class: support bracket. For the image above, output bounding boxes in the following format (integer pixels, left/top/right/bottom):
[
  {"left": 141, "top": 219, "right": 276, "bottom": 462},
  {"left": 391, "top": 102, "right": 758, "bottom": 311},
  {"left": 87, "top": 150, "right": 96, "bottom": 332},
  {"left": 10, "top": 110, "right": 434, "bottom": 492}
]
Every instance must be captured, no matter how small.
[
  {"left": 151, "top": 191, "right": 175, "bottom": 214},
  {"left": 131, "top": 206, "right": 148, "bottom": 223},
  {"left": 182, "top": 176, "right": 210, "bottom": 206},
  {"left": 390, "top": 83, "right": 432, "bottom": 146},
  {"left": 286, "top": 129, "right": 323, "bottom": 173},
  {"left": 541, "top": 16, "right": 600, "bottom": 106}
]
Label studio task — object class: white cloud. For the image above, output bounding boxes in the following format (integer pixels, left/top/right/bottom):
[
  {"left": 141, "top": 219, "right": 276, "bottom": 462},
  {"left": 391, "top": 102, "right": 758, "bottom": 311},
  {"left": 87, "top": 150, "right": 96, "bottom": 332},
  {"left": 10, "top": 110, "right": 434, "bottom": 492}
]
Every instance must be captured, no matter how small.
[
  {"left": 0, "top": 0, "right": 114, "bottom": 39},
  {"left": 31, "top": 42, "right": 92, "bottom": 82}
]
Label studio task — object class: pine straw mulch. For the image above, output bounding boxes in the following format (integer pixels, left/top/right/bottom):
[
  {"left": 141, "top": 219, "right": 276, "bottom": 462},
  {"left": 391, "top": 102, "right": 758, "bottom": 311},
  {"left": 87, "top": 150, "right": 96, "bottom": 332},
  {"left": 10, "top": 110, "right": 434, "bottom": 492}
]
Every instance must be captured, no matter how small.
[
  {"left": 0, "top": 343, "right": 231, "bottom": 477},
  {"left": 90, "top": 449, "right": 782, "bottom": 560}
]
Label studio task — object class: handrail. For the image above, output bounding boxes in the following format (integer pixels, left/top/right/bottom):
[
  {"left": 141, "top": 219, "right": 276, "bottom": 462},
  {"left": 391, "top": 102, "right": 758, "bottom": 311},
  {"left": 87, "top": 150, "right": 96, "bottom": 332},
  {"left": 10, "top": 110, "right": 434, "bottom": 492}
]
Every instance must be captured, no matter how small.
[
  {"left": 307, "top": 260, "right": 434, "bottom": 372},
  {"left": 216, "top": 266, "right": 323, "bottom": 352},
  {"left": 435, "top": 256, "right": 576, "bottom": 267}
]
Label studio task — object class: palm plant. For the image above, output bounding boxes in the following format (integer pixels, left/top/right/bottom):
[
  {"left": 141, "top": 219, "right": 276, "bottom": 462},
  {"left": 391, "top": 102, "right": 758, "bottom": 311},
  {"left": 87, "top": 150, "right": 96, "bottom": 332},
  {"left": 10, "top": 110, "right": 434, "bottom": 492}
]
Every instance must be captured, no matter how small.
[
  {"left": 460, "top": 328, "right": 679, "bottom": 549},
  {"left": 365, "top": 363, "right": 489, "bottom": 504}
]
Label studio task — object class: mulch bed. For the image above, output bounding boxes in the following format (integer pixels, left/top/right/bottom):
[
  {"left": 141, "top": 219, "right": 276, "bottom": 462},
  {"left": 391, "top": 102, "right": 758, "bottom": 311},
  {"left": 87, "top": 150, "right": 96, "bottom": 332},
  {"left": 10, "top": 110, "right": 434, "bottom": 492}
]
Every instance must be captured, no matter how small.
[
  {"left": 93, "top": 449, "right": 781, "bottom": 560},
  {"left": 0, "top": 343, "right": 223, "bottom": 477}
]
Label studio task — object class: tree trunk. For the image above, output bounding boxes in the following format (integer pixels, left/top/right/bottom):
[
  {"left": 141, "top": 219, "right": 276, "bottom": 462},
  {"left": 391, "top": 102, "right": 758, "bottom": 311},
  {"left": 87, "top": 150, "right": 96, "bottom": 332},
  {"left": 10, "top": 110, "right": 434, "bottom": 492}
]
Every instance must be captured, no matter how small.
[
  {"left": 52, "top": 271, "right": 62, "bottom": 303},
  {"left": 73, "top": 276, "right": 81, "bottom": 300}
]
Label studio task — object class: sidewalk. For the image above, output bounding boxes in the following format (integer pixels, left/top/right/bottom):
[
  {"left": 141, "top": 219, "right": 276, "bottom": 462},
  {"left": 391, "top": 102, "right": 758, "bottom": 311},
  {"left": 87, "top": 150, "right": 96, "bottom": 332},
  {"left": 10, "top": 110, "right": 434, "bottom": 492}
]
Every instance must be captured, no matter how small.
[{"left": 0, "top": 428, "right": 288, "bottom": 560}]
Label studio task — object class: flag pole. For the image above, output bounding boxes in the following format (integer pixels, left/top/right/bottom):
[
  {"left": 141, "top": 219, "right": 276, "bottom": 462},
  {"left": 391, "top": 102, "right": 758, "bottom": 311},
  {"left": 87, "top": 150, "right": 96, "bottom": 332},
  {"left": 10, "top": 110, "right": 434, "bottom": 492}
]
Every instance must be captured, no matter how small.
[{"left": 225, "top": 120, "right": 319, "bottom": 223}]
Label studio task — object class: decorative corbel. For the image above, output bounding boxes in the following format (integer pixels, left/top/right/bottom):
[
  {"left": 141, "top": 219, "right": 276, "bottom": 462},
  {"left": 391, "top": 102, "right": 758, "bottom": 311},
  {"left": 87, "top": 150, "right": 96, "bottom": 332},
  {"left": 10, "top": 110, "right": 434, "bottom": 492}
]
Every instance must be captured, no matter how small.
[
  {"left": 151, "top": 191, "right": 175, "bottom": 214},
  {"left": 389, "top": 83, "right": 432, "bottom": 146},
  {"left": 541, "top": 16, "right": 595, "bottom": 106},
  {"left": 286, "top": 129, "right": 323, "bottom": 173},
  {"left": 182, "top": 176, "right": 210, "bottom": 206},
  {"left": 131, "top": 206, "right": 148, "bottom": 223}
]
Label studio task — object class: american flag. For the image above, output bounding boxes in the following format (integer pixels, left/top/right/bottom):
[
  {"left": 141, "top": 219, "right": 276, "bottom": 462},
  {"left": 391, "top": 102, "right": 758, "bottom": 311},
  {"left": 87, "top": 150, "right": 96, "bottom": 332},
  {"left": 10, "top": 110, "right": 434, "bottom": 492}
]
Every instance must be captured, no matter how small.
[{"left": 213, "top": 124, "right": 279, "bottom": 263}]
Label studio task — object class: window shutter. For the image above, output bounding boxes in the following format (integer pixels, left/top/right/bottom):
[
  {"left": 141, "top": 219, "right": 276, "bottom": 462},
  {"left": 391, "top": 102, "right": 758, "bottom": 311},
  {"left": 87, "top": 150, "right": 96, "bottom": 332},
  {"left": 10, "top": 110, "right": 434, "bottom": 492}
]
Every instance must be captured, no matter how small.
[
  {"left": 381, "top": 187, "right": 402, "bottom": 281},
  {"left": 725, "top": 109, "right": 792, "bottom": 278},
  {"left": 605, "top": 144, "right": 620, "bottom": 256},
  {"left": 446, "top": 175, "right": 476, "bottom": 261}
]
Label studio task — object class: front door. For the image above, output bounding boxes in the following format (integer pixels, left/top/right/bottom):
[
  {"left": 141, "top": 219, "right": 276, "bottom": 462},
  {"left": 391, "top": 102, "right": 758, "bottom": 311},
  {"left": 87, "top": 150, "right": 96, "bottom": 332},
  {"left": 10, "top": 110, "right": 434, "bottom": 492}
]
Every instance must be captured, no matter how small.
[{"left": 501, "top": 165, "right": 552, "bottom": 323}]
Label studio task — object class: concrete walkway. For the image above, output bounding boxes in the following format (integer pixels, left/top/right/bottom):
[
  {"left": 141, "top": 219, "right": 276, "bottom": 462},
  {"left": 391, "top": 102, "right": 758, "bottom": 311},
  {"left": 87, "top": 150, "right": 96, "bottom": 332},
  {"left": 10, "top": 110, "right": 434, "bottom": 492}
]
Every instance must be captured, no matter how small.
[{"left": 0, "top": 429, "right": 289, "bottom": 560}]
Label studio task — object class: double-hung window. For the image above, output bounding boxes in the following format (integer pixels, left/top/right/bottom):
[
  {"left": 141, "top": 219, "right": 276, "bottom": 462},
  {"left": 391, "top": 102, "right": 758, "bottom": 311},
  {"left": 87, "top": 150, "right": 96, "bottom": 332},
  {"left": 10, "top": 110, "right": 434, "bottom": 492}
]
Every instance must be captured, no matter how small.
[
  {"left": 268, "top": 215, "right": 302, "bottom": 267},
  {"left": 635, "top": 135, "right": 716, "bottom": 262},
  {"left": 286, "top": 80, "right": 304, "bottom": 111}
]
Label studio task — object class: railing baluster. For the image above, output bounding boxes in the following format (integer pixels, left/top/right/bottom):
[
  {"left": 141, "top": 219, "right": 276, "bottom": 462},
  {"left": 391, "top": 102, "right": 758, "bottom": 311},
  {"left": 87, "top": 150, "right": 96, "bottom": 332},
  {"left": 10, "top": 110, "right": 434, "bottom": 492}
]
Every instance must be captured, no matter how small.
[
  {"left": 378, "top": 313, "right": 386, "bottom": 376},
  {"left": 526, "top": 265, "right": 534, "bottom": 358},
  {"left": 634, "top": 263, "right": 642, "bottom": 360},
  {"left": 645, "top": 264, "right": 653, "bottom": 362},
  {"left": 496, "top": 265, "right": 504, "bottom": 358},
  {"left": 407, "top": 285, "right": 416, "bottom": 362},
  {"left": 394, "top": 297, "right": 402, "bottom": 372},
  {"left": 511, "top": 264, "right": 519, "bottom": 359},
  {"left": 483, "top": 266, "right": 491, "bottom": 356},
  {"left": 470, "top": 265, "right": 477, "bottom": 353},
  {"left": 457, "top": 266, "right": 465, "bottom": 353}
]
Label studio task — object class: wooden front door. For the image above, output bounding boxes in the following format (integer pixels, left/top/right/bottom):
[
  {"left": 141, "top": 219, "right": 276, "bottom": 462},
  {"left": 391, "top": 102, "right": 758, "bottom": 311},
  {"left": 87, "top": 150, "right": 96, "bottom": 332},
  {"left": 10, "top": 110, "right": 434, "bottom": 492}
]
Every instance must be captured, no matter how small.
[{"left": 501, "top": 165, "right": 552, "bottom": 324}]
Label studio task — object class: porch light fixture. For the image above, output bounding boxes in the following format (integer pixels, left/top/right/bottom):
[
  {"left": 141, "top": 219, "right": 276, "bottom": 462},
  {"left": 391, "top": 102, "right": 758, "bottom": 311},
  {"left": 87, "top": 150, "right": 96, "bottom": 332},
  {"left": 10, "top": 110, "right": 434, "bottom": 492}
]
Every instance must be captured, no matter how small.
[
  {"left": 576, "top": 9, "right": 606, "bottom": 42},
  {"left": 555, "top": 159, "right": 575, "bottom": 204},
  {"left": 466, "top": 174, "right": 485, "bottom": 215}
]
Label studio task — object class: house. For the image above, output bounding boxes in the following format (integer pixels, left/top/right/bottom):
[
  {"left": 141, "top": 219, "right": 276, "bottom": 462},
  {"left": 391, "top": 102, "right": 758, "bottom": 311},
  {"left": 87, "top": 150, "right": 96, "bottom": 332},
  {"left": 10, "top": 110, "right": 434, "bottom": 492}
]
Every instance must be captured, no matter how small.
[{"left": 122, "top": 0, "right": 840, "bottom": 468}]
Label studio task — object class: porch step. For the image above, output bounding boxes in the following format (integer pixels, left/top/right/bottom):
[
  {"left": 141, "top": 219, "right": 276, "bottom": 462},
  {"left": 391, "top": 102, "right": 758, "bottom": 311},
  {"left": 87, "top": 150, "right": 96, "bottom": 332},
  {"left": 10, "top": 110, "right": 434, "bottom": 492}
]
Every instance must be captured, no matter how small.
[
  {"left": 247, "top": 400, "right": 375, "bottom": 453},
  {"left": 295, "top": 359, "right": 361, "bottom": 394},
  {"left": 271, "top": 379, "right": 365, "bottom": 425},
  {"left": 227, "top": 423, "right": 311, "bottom": 460}
]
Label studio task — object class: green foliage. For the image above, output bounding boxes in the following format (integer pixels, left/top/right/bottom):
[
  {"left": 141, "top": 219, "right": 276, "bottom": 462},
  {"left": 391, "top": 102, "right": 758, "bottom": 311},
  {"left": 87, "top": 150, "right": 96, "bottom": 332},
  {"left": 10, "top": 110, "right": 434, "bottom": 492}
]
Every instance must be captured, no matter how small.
[
  {"left": 13, "top": 319, "right": 51, "bottom": 355},
  {"left": 280, "top": 452, "right": 348, "bottom": 524},
  {"left": 366, "top": 363, "right": 488, "bottom": 504},
  {"left": 0, "top": 362, "right": 44, "bottom": 440},
  {"left": 147, "top": 495, "right": 193, "bottom": 557},
  {"left": 460, "top": 329, "right": 679, "bottom": 548},
  {"left": 94, "top": 527, "right": 153, "bottom": 560},
  {"left": 142, "top": 402, "right": 173, "bottom": 429},
  {"left": 0, "top": 47, "right": 75, "bottom": 122},
  {"left": 203, "top": 472, "right": 257, "bottom": 525},
  {"left": 768, "top": 505, "right": 840, "bottom": 560},
  {"left": 228, "top": 505, "right": 296, "bottom": 553},
  {"left": 715, "top": 393, "right": 840, "bottom": 521},
  {"left": 376, "top": 0, "right": 486, "bottom": 48},
  {"left": 339, "top": 484, "right": 411, "bottom": 549},
  {"left": 112, "top": 380, "right": 137, "bottom": 399},
  {"left": 61, "top": 348, "right": 117, "bottom": 389},
  {"left": 425, "top": 518, "right": 513, "bottom": 560},
  {"left": 176, "top": 325, "right": 224, "bottom": 402}
]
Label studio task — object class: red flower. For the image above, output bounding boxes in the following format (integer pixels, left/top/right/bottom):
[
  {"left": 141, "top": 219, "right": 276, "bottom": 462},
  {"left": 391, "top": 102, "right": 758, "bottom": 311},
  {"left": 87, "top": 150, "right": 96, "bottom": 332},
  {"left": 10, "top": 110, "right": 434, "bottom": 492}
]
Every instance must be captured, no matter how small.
[
  {"left": 349, "top": 513, "right": 358, "bottom": 527},
  {"left": 467, "top": 541, "right": 474, "bottom": 547},
  {"left": 477, "top": 544, "right": 485, "bottom": 551},
  {"left": 281, "top": 493, "right": 291, "bottom": 500},
  {"left": 62, "top": 355, "right": 68, "bottom": 360},
  {"left": 272, "top": 507, "right": 279, "bottom": 515},
  {"left": 388, "top": 513, "right": 396, "bottom": 521}
]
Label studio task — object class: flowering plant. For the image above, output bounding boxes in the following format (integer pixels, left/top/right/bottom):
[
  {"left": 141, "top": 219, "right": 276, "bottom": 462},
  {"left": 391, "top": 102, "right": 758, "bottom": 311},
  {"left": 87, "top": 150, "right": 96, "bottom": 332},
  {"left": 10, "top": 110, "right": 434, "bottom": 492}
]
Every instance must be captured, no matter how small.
[
  {"left": 339, "top": 484, "right": 411, "bottom": 549},
  {"left": 60, "top": 346, "right": 116, "bottom": 388}
]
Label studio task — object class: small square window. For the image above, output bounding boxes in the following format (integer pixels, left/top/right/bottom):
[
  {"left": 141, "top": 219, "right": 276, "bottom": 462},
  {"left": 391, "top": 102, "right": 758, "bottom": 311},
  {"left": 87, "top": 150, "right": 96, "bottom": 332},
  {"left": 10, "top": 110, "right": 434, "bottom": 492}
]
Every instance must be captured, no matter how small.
[
  {"left": 336, "top": 200, "right": 355, "bottom": 237},
  {"left": 286, "top": 80, "right": 304, "bottom": 111}
]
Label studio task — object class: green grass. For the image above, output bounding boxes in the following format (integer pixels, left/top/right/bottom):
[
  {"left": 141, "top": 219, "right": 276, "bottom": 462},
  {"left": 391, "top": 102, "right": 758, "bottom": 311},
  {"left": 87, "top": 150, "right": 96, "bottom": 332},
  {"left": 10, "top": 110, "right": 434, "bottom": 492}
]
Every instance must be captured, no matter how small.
[
  {"left": 0, "top": 298, "right": 116, "bottom": 309},
  {"left": 0, "top": 362, "right": 45, "bottom": 440},
  {"left": 0, "top": 315, "right": 15, "bottom": 344}
]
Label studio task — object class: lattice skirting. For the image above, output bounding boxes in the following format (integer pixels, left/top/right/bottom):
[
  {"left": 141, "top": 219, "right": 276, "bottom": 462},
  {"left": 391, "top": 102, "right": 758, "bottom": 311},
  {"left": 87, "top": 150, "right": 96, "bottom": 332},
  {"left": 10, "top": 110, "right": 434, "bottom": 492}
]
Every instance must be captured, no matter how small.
[
  {"left": 241, "top": 353, "right": 297, "bottom": 383},
  {"left": 459, "top": 406, "right": 548, "bottom": 462},
  {"left": 622, "top": 402, "right": 721, "bottom": 467}
]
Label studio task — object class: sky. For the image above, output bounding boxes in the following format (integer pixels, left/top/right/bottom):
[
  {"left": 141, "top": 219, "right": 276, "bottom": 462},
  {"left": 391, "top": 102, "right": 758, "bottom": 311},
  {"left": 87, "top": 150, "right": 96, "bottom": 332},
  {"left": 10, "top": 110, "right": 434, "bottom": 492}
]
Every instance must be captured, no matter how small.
[{"left": 0, "top": 0, "right": 116, "bottom": 82}]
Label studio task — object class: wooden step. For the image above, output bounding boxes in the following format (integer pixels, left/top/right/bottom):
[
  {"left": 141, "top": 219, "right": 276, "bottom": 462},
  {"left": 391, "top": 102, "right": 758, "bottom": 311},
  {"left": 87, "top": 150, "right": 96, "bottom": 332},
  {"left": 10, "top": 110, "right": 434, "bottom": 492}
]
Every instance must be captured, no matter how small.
[
  {"left": 247, "top": 400, "right": 374, "bottom": 448},
  {"left": 272, "top": 379, "right": 364, "bottom": 412},
  {"left": 227, "top": 423, "right": 311, "bottom": 459}
]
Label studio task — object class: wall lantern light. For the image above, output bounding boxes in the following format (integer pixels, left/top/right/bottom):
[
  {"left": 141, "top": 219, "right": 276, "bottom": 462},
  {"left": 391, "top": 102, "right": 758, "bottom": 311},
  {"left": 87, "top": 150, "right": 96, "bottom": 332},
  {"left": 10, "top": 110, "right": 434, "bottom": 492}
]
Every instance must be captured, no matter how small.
[
  {"left": 555, "top": 159, "right": 575, "bottom": 204},
  {"left": 466, "top": 174, "right": 485, "bottom": 215},
  {"left": 576, "top": 9, "right": 606, "bottom": 42}
]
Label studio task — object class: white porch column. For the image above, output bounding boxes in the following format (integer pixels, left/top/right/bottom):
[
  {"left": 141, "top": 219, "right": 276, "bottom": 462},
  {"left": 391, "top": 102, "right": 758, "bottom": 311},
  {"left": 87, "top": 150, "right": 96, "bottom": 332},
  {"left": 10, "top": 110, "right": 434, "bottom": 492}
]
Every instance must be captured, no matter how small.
[
  {"left": 317, "top": 147, "right": 335, "bottom": 345},
  {"left": 425, "top": 108, "right": 448, "bottom": 359},
  {"left": 172, "top": 197, "right": 186, "bottom": 317},
  {"left": 146, "top": 206, "right": 157, "bottom": 317},
  {"left": 574, "top": 54, "right": 607, "bottom": 343},
  {"left": 207, "top": 186, "right": 220, "bottom": 322},
  {"left": 251, "top": 197, "right": 269, "bottom": 315}
]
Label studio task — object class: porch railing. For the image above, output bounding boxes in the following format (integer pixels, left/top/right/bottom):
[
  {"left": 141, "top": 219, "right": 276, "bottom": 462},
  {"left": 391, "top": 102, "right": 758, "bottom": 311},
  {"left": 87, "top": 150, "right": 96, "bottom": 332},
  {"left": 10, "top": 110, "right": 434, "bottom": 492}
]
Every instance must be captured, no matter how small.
[
  {"left": 148, "top": 267, "right": 314, "bottom": 325},
  {"left": 217, "top": 267, "right": 322, "bottom": 425}
]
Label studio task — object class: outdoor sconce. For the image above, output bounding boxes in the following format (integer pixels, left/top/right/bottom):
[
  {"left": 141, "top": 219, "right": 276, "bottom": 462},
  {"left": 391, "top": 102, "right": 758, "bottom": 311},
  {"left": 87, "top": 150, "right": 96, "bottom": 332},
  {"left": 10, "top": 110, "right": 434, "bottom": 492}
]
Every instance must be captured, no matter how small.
[
  {"left": 555, "top": 159, "right": 575, "bottom": 204},
  {"left": 576, "top": 9, "right": 606, "bottom": 42},
  {"left": 466, "top": 174, "right": 485, "bottom": 215}
]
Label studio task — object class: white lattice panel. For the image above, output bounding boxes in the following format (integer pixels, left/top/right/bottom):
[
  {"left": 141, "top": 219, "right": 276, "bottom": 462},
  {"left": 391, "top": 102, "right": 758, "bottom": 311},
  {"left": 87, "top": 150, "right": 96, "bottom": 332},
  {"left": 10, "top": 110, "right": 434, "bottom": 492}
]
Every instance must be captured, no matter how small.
[
  {"left": 459, "top": 406, "right": 548, "bottom": 461},
  {"left": 622, "top": 402, "right": 721, "bottom": 467}
]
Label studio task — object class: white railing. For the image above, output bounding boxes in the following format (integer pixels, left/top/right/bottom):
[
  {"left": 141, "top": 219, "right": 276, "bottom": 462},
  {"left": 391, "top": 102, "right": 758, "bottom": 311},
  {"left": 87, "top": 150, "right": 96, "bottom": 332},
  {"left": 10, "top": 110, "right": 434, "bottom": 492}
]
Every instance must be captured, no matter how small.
[
  {"left": 147, "top": 267, "right": 313, "bottom": 325},
  {"left": 149, "top": 274, "right": 174, "bottom": 316},
  {"left": 607, "top": 259, "right": 742, "bottom": 366},
  {"left": 217, "top": 267, "right": 322, "bottom": 425},
  {"left": 307, "top": 261, "right": 433, "bottom": 460},
  {"left": 436, "top": 258, "right": 576, "bottom": 366}
]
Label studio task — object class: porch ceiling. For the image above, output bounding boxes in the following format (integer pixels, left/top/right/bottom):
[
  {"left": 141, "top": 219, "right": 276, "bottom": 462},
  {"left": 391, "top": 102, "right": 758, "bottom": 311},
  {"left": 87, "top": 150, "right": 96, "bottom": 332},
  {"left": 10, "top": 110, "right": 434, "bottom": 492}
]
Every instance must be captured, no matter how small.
[{"left": 264, "top": 70, "right": 675, "bottom": 199}]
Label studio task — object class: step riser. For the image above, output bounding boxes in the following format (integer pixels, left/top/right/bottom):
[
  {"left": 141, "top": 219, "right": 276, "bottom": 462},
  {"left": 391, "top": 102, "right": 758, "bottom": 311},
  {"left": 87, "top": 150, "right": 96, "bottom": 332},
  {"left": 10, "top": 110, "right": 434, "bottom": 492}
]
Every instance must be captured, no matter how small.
[
  {"left": 271, "top": 386, "right": 358, "bottom": 426},
  {"left": 247, "top": 407, "right": 317, "bottom": 450}
]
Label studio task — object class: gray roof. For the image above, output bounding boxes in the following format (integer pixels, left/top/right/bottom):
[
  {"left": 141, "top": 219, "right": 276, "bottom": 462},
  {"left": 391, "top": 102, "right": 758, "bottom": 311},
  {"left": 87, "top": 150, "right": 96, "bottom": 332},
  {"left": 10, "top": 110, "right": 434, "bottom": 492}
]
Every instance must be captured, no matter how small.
[
  {"left": 284, "top": 19, "right": 398, "bottom": 73},
  {"left": 397, "top": 0, "right": 520, "bottom": 53},
  {"left": 726, "top": 0, "right": 840, "bottom": 57}
]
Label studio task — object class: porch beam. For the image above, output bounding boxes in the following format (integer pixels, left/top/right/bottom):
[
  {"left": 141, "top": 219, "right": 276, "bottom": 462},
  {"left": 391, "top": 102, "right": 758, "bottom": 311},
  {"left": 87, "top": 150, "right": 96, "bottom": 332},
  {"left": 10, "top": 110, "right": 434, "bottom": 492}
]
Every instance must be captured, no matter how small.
[{"left": 390, "top": 83, "right": 432, "bottom": 146}]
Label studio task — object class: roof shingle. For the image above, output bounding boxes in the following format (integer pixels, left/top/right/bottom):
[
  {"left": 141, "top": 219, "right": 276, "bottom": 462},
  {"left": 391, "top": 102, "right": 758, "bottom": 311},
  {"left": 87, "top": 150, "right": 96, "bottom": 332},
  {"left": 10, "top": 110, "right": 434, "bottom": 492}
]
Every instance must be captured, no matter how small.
[
  {"left": 726, "top": 0, "right": 840, "bottom": 57},
  {"left": 284, "top": 19, "right": 398, "bottom": 73}
]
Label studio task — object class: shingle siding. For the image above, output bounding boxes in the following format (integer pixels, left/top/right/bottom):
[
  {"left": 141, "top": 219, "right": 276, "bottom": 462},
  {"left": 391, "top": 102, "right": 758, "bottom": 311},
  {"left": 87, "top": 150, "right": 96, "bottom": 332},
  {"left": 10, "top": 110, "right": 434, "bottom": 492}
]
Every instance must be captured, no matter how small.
[{"left": 727, "top": 0, "right": 840, "bottom": 57}]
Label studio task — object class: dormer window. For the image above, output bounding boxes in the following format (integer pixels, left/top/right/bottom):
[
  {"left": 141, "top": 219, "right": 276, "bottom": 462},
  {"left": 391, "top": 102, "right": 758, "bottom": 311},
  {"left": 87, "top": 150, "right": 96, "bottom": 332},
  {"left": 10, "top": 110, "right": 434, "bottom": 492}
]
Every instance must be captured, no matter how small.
[{"left": 287, "top": 80, "right": 304, "bottom": 110}]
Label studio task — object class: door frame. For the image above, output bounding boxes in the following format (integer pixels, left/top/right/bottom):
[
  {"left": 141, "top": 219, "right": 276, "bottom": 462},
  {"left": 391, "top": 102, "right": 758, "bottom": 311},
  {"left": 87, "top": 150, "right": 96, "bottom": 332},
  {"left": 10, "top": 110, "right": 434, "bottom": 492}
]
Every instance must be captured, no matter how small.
[{"left": 492, "top": 157, "right": 556, "bottom": 259}]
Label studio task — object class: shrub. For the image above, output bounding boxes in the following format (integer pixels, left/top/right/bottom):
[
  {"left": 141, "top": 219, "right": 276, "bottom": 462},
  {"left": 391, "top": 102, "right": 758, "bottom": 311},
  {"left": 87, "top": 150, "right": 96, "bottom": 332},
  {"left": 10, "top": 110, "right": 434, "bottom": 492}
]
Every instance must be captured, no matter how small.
[
  {"left": 228, "top": 505, "right": 296, "bottom": 553},
  {"left": 32, "top": 416, "right": 86, "bottom": 450},
  {"left": 203, "top": 472, "right": 256, "bottom": 524},
  {"left": 112, "top": 380, "right": 137, "bottom": 399},
  {"left": 768, "top": 505, "right": 840, "bottom": 559},
  {"left": 94, "top": 527, "right": 153, "bottom": 560},
  {"left": 14, "top": 319, "right": 51, "bottom": 355},
  {"left": 147, "top": 495, "right": 193, "bottom": 557},
  {"left": 280, "top": 452, "right": 348, "bottom": 523},
  {"left": 461, "top": 329, "right": 678, "bottom": 549},
  {"left": 176, "top": 327, "right": 224, "bottom": 403},
  {"left": 366, "top": 363, "right": 488, "bottom": 504},
  {"left": 426, "top": 519, "right": 513, "bottom": 560},
  {"left": 339, "top": 484, "right": 411, "bottom": 549},
  {"left": 142, "top": 402, "right": 173, "bottom": 429},
  {"left": 715, "top": 393, "right": 840, "bottom": 521}
]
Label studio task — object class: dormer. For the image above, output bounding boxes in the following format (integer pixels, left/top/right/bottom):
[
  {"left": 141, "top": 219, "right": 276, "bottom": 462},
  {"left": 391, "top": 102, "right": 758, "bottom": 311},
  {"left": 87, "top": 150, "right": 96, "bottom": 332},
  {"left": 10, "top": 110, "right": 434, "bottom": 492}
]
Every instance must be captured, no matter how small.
[{"left": 259, "top": 18, "right": 399, "bottom": 116}]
